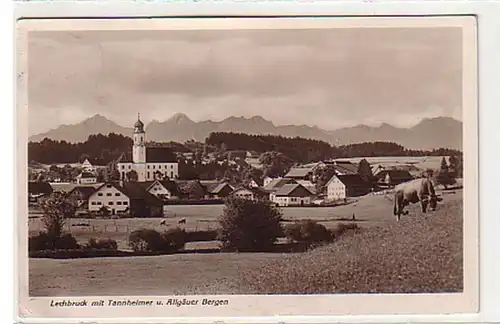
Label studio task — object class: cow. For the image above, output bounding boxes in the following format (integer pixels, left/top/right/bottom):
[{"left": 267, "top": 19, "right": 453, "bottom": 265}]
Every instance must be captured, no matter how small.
[
  {"left": 178, "top": 218, "right": 186, "bottom": 225},
  {"left": 393, "top": 178, "right": 442, "bottom": 221}
]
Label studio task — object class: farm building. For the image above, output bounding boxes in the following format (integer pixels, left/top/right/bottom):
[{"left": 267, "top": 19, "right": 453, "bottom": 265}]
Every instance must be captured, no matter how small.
[
  {"left": 272, "top": 183, "right": 314, "bottom": 207},
  {"left": 284, "top": 167, "right": 315, "bottom": 181},
  {"left": 295, "top": 180, "right": 317, "bottom": 194},
  {"left": 176, "top": 180, "right": 208, "bottom": 200},
  {"left": 375, "top": 169, "right": 414, "bottom": 187},
  {"left": 67, "top": 186, "right": 97, "bottom": 211},
  {"left": 231, "top": 187, "right": 269, "bottom": 201},
  {"left": 75, "top": 171, "right": 97, "bottom": 185},
  {"left": 201, "top": 180, "right": 234, "bottom": 199},
  {"left": 326, "top": 174, "right": 371, "bottom": 201},
  {"left": 142, "top": 180, "right": 181, "bottom": 200},
  {"left": 262, "top": 177, "right": 298, "bottom": 193},
  {"left": 323, "top": 160, "right": 359, "bottom": 175},
  {"left": 88, "top": 182, "right": 164, "bottom": 217},
  {"left": 372, "top": 164, "right": 421, "bottom": 178},
  {"left": 49, "top": 182, "right": 101, "bottom": 194}
]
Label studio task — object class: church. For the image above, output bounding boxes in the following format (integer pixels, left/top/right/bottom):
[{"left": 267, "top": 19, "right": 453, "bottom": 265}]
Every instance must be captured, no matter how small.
[{"left": 117, "top": 115, "right": 179, "bottom": 182}]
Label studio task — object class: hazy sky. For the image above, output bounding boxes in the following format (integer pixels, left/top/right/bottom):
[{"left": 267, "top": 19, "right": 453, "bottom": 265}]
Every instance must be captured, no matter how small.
[{"left": 28, "top": 27, "right": 463, "bottom": 136}]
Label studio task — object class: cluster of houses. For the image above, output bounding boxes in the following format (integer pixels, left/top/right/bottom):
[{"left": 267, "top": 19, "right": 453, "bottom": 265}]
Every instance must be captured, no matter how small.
[{"left": 28, "top": 115, "right": 419, "bottom": 218}]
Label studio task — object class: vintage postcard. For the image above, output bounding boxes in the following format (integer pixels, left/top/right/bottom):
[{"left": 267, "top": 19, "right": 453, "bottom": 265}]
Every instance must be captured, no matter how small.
[{"left": 16, "top": 16, "right": 478, "bottom": 320}]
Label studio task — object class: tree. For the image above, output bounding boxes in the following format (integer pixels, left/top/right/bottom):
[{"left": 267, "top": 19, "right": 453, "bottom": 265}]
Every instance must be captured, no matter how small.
[
  {"left": 435, "top": 157, "right": 455, "bottom": 189},
  {"left": 126, "top": 170, "right": 138, "bottom": 182},
  {"left": 357, "top": 159, "right": 374, "bottom": 183},
  {"left": 241, "top": 166, "right": 264, "bottom": 187},
  {"left": 108, "top": 169, "right": 121, "bottom": 181},
  {"left": 154, "top": 170, "right": 164, "bottom": 180},
  {"left": 448, "top": 155, "right": 459, "bottom": 178},
  {"left": 313, "top": 165, "right": 337, "bottom": 194},
  {"left": 218, "top": 197, "right": 283, "bottom": 252},
  {"left": 39, "top": 192, "right": 77, "bottom": 244},
  {"left": 259, "top": 151, "right": 294, "bottom": 178}
]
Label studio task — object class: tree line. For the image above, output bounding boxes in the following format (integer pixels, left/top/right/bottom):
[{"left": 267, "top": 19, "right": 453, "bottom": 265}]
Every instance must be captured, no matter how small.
[{"left": 29, "top": 132, "right": 463, "bottom": 166}]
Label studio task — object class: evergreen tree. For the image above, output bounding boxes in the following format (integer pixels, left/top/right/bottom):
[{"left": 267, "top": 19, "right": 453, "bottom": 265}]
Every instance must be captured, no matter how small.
[{"left": 435, "top": 157, "right": 455, "bottom": 189}]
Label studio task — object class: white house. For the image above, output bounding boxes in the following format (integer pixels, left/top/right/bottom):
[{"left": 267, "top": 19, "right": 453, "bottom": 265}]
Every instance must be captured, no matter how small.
[
  {"left": 117, "top": 114, "right": 179, "bottom": 182},
  {"left": 326, "top": 174, "right": 371, "bottom": 201},
  {"left": 272, "top": 183, "right": 313, "bottom": 207},
  {"left": 263, "top": 176, "right": 278, "bottom": 187},
  {"left": 76, "top": 171, "right": 97, "bottom": 185},
  {"left": 88, "top": 183, "right": 130, "bottom": 214}
]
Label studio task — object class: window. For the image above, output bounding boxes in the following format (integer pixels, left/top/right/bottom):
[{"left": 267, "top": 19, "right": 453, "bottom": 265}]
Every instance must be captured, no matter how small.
[
  {"left": 147, "top": 165, "right": 150, "bottom": 169},
  {"left": 115, "top": 193, "right": 120, "bottom": 196},
  {"left": 109, "top": 202, "right": 114, "bottom": 205},
  {"left": 170, "top": 165, "right": 173, "bottom": 169},
  {"left": 153, "top": 165, "right": 155, "bottom": 169},
  {"left": 97, "top": 202, "right": 102, "bottom": 205},
  {"left": 123, "top": 201, "right": 128, "bottom": 205},
  {"left": 106, "top": 193, "right": 112, "bottom": 196},
  {"left": 106, "top": 184, "right": 112, "bottom": 188},
  {"left": 117, "top": 201, "right": 122, "bottom": 205},
  {"left": 91, "top": 202, "right": 96, "bottom": 205},
  {"left": 147, "top": 172, "right": 150, "bottom": 179},
  {"left": 128, "top": 165, "right": 131, "bottom": 169},
  {"left": 170, "top": 171, "right": 174, "bottom": 178},
  {"left": 98, "top": 193, "right": 103, "bottom": 196}
]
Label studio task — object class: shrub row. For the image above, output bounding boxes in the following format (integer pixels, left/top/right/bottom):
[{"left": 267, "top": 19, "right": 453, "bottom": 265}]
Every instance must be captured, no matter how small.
[
  {"left": 128, "top": 228, "right": 187, "bottom": 253},
  {"left": 283, "top": 220, "right": 360, "bottom": 247}
]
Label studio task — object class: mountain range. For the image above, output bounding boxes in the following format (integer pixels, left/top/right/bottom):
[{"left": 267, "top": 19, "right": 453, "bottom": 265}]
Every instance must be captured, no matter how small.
[{"left": 29, "top": 113, "right": 463, "bottom": 151}]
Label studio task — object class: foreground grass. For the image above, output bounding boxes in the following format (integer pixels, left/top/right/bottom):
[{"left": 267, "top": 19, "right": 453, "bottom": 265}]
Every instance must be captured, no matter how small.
[
  {"left": 29, "top": 191, "right": 462, "bottom": 296},
  {"left": 237, "top": 198, "right": 463, "bottom": 294}
]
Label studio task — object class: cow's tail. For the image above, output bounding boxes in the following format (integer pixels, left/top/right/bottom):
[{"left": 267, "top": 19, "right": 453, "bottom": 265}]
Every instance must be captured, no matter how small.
[{"left": 393, "top": 197, "right": 398, "bottom": 216}]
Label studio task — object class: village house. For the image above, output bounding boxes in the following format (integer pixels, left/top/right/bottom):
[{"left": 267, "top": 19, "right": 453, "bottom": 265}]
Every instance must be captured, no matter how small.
[
  {"left": 176, "top": 180, "right": 208, "bottom": 200},
  {"left": 76, "top": 171, "right": 98, "bottom": 185},
  {"left": 28, "top": 181, "right": 53, "bottom": 202},
  {"left": 323, "top": 160, "right": 359, "bottom": 175},
  {"left": 116, "top": 115, "right": 179, "bottom": 182},
  {"left": 141, "top": 180, "right": 180, "bottom": 200},
  {"left": 263, "top": 177, "right": 298, "bottom": 201},
  {"left": 231, "top": 186, "right": 269, "bottom": 201},
  {"left": 67, "top": 186, "right": 97, "bottom": 214},
  {"left": 326, "top": 174, "right": 372, "bottom": 201},
  {"left": 88, "top": 182, "right": 164, "bottom": 217},
  {"left": 272, "top": 183, "right": 314, "bottom": 207},
  {"left": 200, "top": 180, "right": 234, "bottom": 199},
  {"left": 263, "top": 176, "right": 276, "bottom": 187}
]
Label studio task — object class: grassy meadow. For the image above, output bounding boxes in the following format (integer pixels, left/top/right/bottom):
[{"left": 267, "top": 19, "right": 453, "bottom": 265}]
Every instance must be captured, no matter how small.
[{"left": 29, "top": 188, "right": 463, "bottom": 296}]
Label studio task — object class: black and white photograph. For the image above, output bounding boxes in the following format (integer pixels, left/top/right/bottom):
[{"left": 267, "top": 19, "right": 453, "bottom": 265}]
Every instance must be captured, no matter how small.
[{"left": 17, "top": 16, "right": 478, "bottom": 318}]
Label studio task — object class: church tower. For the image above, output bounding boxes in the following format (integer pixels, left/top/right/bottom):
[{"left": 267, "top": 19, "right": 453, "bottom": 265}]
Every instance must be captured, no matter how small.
[{"left": 132, "top": 113, "right": 146, "bottom": 163}]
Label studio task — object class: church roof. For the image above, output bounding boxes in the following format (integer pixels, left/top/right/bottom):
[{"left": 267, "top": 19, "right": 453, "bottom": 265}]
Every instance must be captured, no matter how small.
[{"left": 116, "top": 148, "right": 178, "bottom": 164}]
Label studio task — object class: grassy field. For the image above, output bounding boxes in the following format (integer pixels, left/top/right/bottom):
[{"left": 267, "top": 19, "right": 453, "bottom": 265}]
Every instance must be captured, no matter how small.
[{"left": 29, "top": 188, "right": 463, "bottom": 296}]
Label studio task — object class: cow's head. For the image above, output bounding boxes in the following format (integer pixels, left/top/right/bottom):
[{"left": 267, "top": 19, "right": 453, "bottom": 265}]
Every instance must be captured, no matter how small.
[{"left": 425, "top": 195, "right": 442, "bottom": 211}]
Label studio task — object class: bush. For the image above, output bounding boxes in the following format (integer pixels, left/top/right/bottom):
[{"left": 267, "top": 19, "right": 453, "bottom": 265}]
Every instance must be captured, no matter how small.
[
  {"left": 161, "top": 228, "right": 187, "bottom": 252},
  {"left": 86, "top": 238, "right": 118, "bottom": 250},
  {"left": 218, "top": 197, "right": 283, "bottom": 252},
  {"left": 128, "top": 228, "right": 165, "bottom": 252},
  {"left": 284, "top": 220, "right": 334, "bottom": 245},
  {"left": 128, "top": 228, "right": 186, "bottom": 253},
  {"left": 333, "top": 222, "right": 360, "bottom": 236},
  {"left": 29, "top": 232, "right": 80, "bottom": 252},
  {"left": 185, "top": 230, "right": 218, "bottom": 242}
]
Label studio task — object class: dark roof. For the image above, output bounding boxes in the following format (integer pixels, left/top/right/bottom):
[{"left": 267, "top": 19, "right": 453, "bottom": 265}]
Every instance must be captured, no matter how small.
[
  {"left": 337, "top": 174, "right": 369, "bottom": 187},
  {"left": 157, "top": 180, "right": 180, "bottom": 196},
  {"left": 136, "top": 181, "right": 155, "bottom": 190},
  {"left": 118, "top": 182, "right": 163, "bottom": 206},
  {"left": 68, "top": 186, "right": 97, "bottom": 200},
  {"left": 145, "top": 147, "right": 177, "bottom": 163},
  {"left": 377, "top": 169, "right": 413, "bottom": 180},
  {"left": 176, "top": 180, "right": 205, "bottom": 194},
  {"left": 274, "top": 183, "right": 312, "bottom": 197},
  {"left": 263, "top": 178, "right": 297, "bottom": 192},
  {"left": 78, "top": 171, "right": 96, "bottom": 178},
  {"left": 28, "top": 181, "right": 53, "bottom": 195},
  {"left": 116, "top": 148, "right": 178, "bottom": 163},
  {"left": 284, "top": 167, "right": 314, "bottom": 178}
]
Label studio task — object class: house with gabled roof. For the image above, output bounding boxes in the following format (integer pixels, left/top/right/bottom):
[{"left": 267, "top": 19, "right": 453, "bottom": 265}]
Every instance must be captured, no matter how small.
[
  {"left": 88, "top": 182, "right": 164, "bottom": 217},
  {"left": 200, "top": 180, "right": 234, "bottom": 199},
  {"left": 326, "top": 174, "right": 371, "bottom": 201},
  {"left": 68, "top": 186, "right": 97, "bottom": 210},
  {"left": 141, "top": 180, "right": 181, "bottom": 200},
  {"left": 284, "top": 167, "right": 315, "bottom": 181},
  {"left": 76, "top": 171, "right": 97, "bottom": 185},
  {"left": 375, "top": 169, "right": 413, "bottom": 187},
  {"left": 176, "top": 180, "right": 208, "bottom": 200},
  {"left": 263, "top": 177, "right": 298, "bottom": 193},
  {"left": 272, "top": 183, "right": 314, "bottom": 207}
]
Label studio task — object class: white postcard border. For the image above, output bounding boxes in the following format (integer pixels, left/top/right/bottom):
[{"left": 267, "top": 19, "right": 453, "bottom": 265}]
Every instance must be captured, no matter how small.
[{"left": 15, "top": 12, "right": 480, "bottom": 323}]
